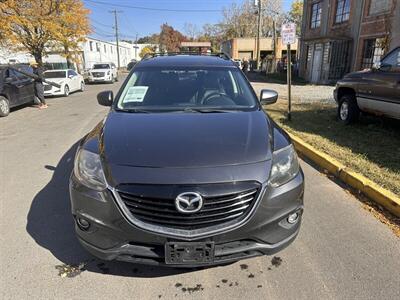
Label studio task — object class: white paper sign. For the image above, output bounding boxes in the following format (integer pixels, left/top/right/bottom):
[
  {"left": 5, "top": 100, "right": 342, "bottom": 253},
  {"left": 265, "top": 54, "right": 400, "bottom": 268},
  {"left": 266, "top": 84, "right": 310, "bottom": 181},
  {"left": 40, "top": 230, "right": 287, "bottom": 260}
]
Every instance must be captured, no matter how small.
[
  {"left": 281, "top": 23, "right": 297, "bottom": 45},
  {"left": 123, "top": 86, "right": 149, "bottom": 103}
]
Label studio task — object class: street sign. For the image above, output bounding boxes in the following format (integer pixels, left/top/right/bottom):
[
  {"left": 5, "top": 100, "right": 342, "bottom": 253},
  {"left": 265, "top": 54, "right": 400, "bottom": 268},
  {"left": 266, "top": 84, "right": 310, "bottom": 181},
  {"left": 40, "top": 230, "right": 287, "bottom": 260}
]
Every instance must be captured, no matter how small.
[{"left": 281, "top": 23, "right": 296, "bottom": 45}]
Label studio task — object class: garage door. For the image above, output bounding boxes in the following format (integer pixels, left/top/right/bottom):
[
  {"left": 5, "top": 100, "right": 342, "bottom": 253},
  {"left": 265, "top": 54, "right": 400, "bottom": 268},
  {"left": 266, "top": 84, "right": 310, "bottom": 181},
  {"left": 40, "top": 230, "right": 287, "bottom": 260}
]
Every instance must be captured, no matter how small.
[{"left": 238, "top": 51, "right": 253, "bottom": 60}]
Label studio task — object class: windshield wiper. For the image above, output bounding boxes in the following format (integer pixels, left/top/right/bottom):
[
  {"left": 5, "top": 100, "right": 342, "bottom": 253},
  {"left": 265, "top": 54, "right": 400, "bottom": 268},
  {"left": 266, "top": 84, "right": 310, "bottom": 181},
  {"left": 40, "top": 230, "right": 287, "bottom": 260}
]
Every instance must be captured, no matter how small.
[
  {"left": 182, "top": 108, "right": 234, "bottom": 113},
  {"left": 119, "top": 108, "right": 153, "bottom": 113}
]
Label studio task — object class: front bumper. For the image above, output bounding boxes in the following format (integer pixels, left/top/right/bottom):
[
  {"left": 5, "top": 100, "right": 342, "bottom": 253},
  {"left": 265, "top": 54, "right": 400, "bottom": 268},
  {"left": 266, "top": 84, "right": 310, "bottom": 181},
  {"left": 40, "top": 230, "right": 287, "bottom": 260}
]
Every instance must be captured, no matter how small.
[
  {"left": 44, "top": 86, "right": 64, "bottom": 96},
  {"left": 69, "top": 171, "right": 304, "bottom": 267},
  {"left": 88, "top": 75, "right": 111, "bottom": 82}
]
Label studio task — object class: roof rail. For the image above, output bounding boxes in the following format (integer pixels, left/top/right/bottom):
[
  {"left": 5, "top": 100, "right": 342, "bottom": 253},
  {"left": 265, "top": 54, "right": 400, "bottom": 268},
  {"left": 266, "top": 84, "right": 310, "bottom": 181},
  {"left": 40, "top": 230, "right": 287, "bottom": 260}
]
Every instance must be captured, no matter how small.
[{"left": 142, "top": 52, "right": 231, "bottom": 60}]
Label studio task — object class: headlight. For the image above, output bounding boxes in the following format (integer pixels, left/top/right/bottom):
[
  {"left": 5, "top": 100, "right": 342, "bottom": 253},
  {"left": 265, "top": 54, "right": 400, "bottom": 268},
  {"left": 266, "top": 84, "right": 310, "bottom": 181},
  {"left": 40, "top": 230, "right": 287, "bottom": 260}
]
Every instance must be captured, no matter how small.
[
  {"left": 74, "top": 149, "right": 106, "bottom": 191},
  {"left": 107, "top": 71, "right": 110, "bottom": 75},
  {"left": 269, "top": 144, "right": 299, "bottom": 187}
]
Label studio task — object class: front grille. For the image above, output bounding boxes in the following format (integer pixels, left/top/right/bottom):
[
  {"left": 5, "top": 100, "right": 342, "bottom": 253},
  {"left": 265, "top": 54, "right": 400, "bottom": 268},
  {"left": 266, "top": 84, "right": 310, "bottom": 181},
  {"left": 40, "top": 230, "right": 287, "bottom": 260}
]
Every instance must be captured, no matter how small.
[
  {"left": 116, "top": 183, "right": 260, "bottom": 231},
  {"left": 91, "top": 72, "right": 104, "bottom": 77},
  {"left": 44, "top": 85, "right": 52, "bottom": 91}
]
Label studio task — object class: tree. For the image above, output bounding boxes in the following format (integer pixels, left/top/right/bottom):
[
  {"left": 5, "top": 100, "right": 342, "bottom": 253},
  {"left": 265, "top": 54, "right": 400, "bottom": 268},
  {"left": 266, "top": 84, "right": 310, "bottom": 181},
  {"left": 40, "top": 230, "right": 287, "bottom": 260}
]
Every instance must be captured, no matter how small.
[
  {"left": 183, "top": 23, "right": 200, "bottom": 41},
  {"left": 287, "top": 0, "right": 303, "bottom": 35},
  {"left": 137, "top": 34, "right": 160, "bottom": 44},
  {"left": 159, "top": 23, "right": 187, "bottom": 52},
  {"left": 52, "top": 0, "right": 91, "bottom": 69},
  {"left": 139, "top": 45, "right": 156, "bottom": 58},
  {"left": 220, "top": 0, "right": 283, "bottom": 40},
  {"left": 0, "top": 0, "right": 90, "bottom": 66}
]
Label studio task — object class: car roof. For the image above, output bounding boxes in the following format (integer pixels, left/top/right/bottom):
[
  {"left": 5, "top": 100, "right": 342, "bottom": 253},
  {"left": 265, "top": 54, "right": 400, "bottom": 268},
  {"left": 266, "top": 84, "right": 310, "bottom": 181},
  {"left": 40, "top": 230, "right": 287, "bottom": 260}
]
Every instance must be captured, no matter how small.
[
  {"left": 44, "top": 69, "right": 68, "bottom": 72},
  {"left": 137, "top": 55, "right": 236, "bottom": 68}
]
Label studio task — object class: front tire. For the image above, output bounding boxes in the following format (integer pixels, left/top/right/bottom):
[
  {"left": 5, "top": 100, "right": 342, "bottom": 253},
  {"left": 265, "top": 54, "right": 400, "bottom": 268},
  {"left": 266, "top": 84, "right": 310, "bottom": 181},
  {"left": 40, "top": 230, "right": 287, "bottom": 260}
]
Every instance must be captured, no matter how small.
[
  {"left": 0, "top": 96, "right": 10, "bottom": 117},
  {"left": 338, "top": 94, "right": 359, "bottom": 124},
  {"left": 64, "top": 85, "right": 70, "bottom": 97}
]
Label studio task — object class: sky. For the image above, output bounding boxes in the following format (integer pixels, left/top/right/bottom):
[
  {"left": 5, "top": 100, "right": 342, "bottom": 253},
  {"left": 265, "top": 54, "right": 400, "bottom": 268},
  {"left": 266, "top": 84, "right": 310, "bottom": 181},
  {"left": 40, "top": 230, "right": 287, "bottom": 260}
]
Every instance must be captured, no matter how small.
[{"left": 84, "top": 0, "right": 295, "bottom": 41}]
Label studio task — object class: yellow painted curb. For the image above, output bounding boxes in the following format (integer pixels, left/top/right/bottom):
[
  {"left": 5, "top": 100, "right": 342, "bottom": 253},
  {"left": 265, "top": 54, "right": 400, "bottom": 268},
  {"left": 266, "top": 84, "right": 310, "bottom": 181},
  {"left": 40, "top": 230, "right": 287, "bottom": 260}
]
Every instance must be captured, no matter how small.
[{"left": 287, "top": 132, "right": 400, "bottom": 217}]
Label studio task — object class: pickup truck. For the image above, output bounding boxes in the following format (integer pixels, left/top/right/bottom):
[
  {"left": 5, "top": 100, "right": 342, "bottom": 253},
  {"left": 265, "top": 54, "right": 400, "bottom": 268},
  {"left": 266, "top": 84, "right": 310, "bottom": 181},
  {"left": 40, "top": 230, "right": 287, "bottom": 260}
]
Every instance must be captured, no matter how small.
[{"left": 334, "top": 47, "right": 400, "bottom": 124}]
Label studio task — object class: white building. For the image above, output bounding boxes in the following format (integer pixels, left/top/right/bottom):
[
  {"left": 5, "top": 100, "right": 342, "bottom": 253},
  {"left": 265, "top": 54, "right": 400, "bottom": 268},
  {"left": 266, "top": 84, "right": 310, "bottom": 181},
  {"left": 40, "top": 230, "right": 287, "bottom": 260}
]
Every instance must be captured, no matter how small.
[
  {"left": 0, "top": 37, "right": 136, "bottom": 70},
  {"left": 83, "top": 38, "right": 135, "bottom": 69}
]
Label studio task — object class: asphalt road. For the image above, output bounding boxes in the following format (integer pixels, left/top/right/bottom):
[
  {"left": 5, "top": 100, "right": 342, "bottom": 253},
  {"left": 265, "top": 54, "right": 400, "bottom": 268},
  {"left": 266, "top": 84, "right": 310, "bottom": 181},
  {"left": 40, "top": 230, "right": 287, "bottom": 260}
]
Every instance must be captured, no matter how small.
[{"left": 1, "top": 78, "right": 399, "bottom": 300}]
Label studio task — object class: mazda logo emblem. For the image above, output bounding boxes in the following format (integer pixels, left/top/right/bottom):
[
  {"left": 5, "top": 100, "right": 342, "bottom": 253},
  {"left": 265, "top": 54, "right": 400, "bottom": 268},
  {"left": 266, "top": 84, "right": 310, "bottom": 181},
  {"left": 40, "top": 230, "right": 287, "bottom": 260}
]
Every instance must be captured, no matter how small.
[{"left": 175, "top": 192, "right": 203, "bottom": 214}]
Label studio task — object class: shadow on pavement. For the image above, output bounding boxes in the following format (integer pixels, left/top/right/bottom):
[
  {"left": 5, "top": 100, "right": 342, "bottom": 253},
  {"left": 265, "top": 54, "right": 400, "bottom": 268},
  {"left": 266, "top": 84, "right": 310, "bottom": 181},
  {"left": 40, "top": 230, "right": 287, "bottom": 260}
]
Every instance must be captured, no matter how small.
[{"left": 26, "top": 141, "right": 200, "bottom": 278}]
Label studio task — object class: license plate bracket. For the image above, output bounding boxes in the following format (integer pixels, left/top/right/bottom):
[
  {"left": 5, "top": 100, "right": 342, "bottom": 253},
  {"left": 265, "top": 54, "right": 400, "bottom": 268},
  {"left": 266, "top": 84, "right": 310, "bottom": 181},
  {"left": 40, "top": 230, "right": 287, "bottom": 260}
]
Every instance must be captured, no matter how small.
[{"left": 165, "top": 242, "right": 215, "bottom": 265}]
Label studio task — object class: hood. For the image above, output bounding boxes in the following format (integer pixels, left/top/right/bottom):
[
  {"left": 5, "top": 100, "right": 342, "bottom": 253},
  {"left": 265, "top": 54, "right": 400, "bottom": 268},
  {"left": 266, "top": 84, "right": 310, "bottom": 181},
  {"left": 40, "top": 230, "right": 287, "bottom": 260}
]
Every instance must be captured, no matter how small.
[
  {"left": 344, "top": 69, "right": 371, "bottom": 79},
  {"left": 101, "top": 110, "right": 272, "bottom": 169},
  {"left": 43, "top": 78, "right": 65, "bottom": 85}
]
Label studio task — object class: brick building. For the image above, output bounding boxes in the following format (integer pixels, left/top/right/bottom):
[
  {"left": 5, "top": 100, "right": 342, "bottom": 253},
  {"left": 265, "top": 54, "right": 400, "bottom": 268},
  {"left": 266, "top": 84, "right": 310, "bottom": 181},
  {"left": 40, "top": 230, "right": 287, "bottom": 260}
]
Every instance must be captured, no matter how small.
[{"left": 299, "top": 0, "right": 400, "bottom": 83}]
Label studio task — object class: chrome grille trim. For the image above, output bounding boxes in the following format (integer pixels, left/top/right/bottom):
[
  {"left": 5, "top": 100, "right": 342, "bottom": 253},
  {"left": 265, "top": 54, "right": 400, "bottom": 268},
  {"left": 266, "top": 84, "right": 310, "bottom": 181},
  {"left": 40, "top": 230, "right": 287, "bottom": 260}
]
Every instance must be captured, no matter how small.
[{"left": 110, "top": 184, "right": 267, "bottom": 240}]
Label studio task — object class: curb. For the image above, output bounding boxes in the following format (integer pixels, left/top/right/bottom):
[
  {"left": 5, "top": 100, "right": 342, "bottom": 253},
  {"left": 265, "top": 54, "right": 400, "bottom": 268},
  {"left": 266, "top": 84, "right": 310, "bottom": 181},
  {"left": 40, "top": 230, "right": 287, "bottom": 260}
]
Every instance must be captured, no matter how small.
[{"left": 288, "top": 133, "right": 400, "bottom": 217}]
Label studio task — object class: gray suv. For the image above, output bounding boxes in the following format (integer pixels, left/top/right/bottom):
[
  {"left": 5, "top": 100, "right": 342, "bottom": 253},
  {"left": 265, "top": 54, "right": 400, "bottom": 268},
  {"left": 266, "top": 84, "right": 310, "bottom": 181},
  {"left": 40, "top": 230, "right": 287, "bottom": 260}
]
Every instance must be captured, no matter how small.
[{"left": 69, "top": 54, "right": 304, "bottom": 267}]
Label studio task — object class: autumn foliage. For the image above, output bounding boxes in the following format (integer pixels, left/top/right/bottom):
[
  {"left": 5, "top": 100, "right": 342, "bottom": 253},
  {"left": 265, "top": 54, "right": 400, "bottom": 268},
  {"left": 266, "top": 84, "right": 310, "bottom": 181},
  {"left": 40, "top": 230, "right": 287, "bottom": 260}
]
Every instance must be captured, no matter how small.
[{"left": 0, "top": 0, "right": 91, "bottom": 66}]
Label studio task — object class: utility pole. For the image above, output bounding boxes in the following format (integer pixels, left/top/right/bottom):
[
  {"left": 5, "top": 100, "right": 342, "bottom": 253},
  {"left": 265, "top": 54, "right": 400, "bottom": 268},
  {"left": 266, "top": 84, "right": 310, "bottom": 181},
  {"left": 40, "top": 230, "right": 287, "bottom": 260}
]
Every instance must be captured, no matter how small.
[
  {"left": 109, "top": 9, "right": 122, "bottom": 69},
  {"left": 256, "top": 0, "right": 262, "bottom": 70},
  {"left": 272, "top": 19, "right": 277, "bottom": 73}
]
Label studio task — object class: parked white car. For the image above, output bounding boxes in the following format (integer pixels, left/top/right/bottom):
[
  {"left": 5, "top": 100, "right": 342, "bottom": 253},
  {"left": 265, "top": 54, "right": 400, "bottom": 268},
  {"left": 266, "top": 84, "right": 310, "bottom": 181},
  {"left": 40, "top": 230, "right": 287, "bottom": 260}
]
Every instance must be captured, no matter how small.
[
  {"left": 43, "top": 69, "right": 84, "bottom": 97},
  {"left": 88, "top": 63, "right": 118, "bottom": 83}
]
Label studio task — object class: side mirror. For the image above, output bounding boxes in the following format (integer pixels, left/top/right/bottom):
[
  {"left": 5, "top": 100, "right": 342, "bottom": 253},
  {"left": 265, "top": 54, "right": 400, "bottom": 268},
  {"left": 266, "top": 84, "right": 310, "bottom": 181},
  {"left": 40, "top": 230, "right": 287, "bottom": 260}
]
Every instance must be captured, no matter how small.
[
  {"left": 260, "top": 89, "right": 278, "bottom": 105},
  {"left": 97, "top": 90, "right": 114, "bottom": 106},
  {"left": 4, "top": 77, "right": 13, "bottom": 83},
  {"left": 68, "top": 75, "right": 74, "bottom": 79}
]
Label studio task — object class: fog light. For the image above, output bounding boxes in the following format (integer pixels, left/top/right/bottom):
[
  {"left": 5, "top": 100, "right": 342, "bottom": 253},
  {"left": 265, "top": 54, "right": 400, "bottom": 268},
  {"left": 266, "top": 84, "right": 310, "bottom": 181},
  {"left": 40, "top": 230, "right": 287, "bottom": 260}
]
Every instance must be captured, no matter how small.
[
  {"left": 287, "top": 212, "right": 299, "bottom": 224},
  {"left": 77, "top": 217, "right": 90, "bottom": 230}
]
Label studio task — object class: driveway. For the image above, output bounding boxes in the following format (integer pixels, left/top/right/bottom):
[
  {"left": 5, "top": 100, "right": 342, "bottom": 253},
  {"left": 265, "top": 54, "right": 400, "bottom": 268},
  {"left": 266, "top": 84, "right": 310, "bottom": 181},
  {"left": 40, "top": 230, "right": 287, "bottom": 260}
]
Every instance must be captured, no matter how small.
[{"left": 0, "top": 79, "right": 399, "bottom": 300}]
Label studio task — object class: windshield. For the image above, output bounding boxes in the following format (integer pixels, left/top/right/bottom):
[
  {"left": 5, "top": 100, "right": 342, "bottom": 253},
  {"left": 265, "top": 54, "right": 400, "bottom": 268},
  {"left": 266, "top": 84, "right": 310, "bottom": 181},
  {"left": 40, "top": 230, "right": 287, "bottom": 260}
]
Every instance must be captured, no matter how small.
[
  {"left": 117, "top": 67, "right": 258, "bottom": 111},
  {"left": 44, "top": 71, "right": 66, "bottom": 78},
  {"left": 93, "top": 64, "right": 110, "bottom": 69}
]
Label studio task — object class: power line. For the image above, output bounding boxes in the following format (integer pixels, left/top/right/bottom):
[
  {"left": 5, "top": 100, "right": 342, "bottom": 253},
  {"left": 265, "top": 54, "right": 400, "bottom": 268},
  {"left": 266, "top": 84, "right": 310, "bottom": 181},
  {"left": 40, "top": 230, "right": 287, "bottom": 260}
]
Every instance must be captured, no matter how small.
[{"left": 86, "top": 0, "right": 221, "bottom": 13}]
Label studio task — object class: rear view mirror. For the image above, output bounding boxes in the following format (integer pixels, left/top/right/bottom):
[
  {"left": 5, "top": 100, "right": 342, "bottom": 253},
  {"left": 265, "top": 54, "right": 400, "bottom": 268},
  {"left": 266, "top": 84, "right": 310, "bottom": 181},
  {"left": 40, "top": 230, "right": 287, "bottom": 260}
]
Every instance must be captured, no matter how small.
[
  {"left": 97, "top": 90, "right": 114, "bottom": 106},
  {"left": 260, "top": 89, "right": 278, "bottom": 105}
]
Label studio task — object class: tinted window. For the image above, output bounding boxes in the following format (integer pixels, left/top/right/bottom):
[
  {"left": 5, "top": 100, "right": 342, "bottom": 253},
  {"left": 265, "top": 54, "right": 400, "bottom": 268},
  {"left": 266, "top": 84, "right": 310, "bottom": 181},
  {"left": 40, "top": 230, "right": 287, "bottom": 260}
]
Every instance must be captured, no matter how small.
[
  {"left": 381, "top": 48, "right": 400, "bottom": 69},
  {"left": 117, "top": 67, "right": 258, "bottom": 111},
  {"left": 44, "top": 71, "right": 66, "bottom": 78},
  {"left": 93, "top": 64, "right": 110, "bottom": 69},
  {"left": 67, "top": 70, "right": 77, "bottom": 77}
]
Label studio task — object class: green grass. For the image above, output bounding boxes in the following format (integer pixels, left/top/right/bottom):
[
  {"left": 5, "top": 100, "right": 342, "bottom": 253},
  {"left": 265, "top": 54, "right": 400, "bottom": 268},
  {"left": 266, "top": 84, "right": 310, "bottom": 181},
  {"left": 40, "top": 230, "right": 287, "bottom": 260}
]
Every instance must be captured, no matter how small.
[{"left": 266, "top": 101, "right": 400, "bottom": 196}]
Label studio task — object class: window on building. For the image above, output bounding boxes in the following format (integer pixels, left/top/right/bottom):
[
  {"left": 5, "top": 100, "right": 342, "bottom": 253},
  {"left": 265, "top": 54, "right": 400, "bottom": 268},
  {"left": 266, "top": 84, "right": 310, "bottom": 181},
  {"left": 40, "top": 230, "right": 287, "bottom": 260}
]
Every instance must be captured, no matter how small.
[
  {"left": 369, "top": 0, "right": 391, "bottom": 15},
  {"left": 104, "top": 44, "right": 107, "bottom": 53},
  {"left": 89, "top": 41, "right": 93, "bottom": 51},
  {"left": 361, "top": 38, "right": 385, "bottom": 69},
  {"left": 96, "top": 43, "right": 100, "bottom": 52},
  {"left": 110, "top": 46, "right": 113, "bottom": 54},
  {"left": 335, "top": 0, "right": 350, "bottom": 23},
  {"left": 310, "top": 2, "right": 322, "bottom": 29},
  {"left": 328, "top": 40, "right": 351, "bottom": 79}
]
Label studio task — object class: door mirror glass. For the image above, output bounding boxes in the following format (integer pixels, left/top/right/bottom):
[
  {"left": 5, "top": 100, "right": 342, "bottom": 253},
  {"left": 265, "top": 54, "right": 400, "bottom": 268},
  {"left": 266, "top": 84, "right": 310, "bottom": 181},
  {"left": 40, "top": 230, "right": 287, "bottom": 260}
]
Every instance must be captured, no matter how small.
[
  {"left": 260, "top": 89, "right": 278, "bottom": 105},
  {"left": 97, "top": 90, "right": 113, "bottom": 106}
]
